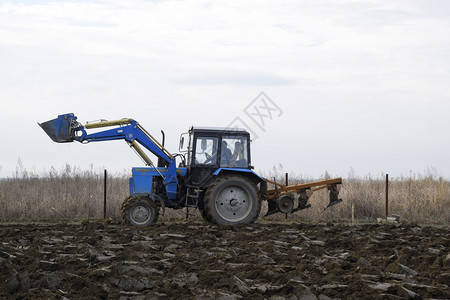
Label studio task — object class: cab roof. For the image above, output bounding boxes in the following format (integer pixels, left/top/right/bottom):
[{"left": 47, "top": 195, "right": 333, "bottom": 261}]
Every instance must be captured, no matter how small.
[{"left": 192, "top": 126, "right": 249, "bottom": 135}]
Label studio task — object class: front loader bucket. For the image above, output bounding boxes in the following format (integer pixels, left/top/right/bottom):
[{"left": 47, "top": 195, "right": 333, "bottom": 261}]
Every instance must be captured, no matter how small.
[{"left": 38, "top": 113, "right": 78, "bottom": 143}]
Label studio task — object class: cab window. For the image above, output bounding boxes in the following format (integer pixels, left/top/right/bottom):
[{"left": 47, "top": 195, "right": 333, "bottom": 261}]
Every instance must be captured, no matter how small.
[
  {"left": 194, "top": 137, "right": 218, "bottom": 165},
  {"left": 220, "top": 136, "right": 248, "bottom": 168}
]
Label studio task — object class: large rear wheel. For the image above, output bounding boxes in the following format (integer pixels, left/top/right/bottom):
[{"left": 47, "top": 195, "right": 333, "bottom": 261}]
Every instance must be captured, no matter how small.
[
  {"left": 121, "top": 195, "right": 159, "bottom": 227},
  {"left": 204, "top": 175, "right": 261, "bottom": 225}
]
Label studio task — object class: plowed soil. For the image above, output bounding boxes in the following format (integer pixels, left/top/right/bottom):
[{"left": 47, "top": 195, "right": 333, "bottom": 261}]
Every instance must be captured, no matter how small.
[{"left": 1, "top": 221, "right": 448, "bottom": 299}]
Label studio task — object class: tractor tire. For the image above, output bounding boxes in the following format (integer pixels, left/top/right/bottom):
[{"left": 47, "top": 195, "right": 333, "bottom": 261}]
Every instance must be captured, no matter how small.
[
  {"left": 121, "top": 195, "right": 159, "bottom": 227},
  {"left": 204, "top": 175, "right": 261, "bottom": 225}
]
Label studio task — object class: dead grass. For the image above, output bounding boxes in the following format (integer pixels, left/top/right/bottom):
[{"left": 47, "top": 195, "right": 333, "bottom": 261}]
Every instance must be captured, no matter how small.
[
  {"left": 0, "top": 163, "right": 448, "bottom": 223},
  {"left": 260, "top": 167, "right": 449, "bottom": 224}
]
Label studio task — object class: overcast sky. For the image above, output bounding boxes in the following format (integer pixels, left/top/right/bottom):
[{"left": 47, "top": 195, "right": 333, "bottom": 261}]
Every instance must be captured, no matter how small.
[{"left": 1, "top": 0, "right": 449, "bottom": 179}]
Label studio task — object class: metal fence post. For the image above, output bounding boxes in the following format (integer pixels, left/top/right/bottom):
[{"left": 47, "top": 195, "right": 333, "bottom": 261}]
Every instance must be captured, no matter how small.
[
  {"left": 104, "top": 169, "right": 107, "bottom": 219},
  {"left": 285, "top": 173, "right": 288, "bottom": 220},
  {"left": 385, "top": 174, "right": 389, "bottom": 218}
]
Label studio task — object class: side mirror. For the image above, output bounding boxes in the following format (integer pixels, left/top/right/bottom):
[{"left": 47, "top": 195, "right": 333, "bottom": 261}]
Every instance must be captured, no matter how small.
[
  {"left": 180, "top": 136, "right": 184, "bottom": 149},
  {"left": 179, "top": 133, "right": 189, "bottom": 152},
  {"left": 201, "top": 139, "right": 207, "bottom": 151}
]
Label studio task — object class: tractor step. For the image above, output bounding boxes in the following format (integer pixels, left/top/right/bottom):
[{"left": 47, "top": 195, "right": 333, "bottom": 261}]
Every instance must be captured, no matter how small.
[
  {"left": 184, "top": 188, "right": 201, "bottom": 219},
  {"left": 184, "top": 204, "right": 199, "bottom": 219},
  {"left": 186, "top": 187, "right": 201, "bottom": 199}
]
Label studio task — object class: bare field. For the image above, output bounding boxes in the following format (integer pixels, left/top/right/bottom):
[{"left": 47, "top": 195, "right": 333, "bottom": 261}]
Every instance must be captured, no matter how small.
[{"left": 1, "top": 220, "right": 448, "bottom": 299}]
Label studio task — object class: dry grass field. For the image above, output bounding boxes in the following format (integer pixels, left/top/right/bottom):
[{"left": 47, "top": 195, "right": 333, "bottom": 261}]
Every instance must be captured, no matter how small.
[{"left": 0, "top": 164, "right": 448, "bottom": 224}]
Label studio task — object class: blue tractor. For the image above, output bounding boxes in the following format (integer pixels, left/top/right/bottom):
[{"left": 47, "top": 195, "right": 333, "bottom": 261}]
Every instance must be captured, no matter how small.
[{"left": 39, "top": 113, "right": 342, "bottom": 226}]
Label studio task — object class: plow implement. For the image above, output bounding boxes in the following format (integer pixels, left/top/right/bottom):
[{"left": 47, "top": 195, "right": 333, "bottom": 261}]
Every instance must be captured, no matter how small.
[{"left": 264, "top": 177, "right": 343, "bottom": 217}]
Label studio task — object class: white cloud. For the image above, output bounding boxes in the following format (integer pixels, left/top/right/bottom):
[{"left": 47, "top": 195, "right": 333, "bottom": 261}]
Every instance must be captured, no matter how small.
[{"left": 0, "top": 0, "right": 449, "bottom": 178}]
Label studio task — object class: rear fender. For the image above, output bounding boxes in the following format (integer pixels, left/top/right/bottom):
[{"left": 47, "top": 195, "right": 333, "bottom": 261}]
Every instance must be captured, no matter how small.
[{"left": 211, "top": 168, "right": 267, "bottom": 196}]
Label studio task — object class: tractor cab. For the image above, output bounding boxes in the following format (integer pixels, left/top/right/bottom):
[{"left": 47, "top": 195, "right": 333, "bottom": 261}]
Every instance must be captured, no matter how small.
[{"left": 180, "top": 127, "right": 251, "bottom": 187}]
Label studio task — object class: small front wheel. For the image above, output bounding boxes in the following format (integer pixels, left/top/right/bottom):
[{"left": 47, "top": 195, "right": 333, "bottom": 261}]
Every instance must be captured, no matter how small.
[{"left": 121, "top": 196, "right": 159, "bottom": 226}]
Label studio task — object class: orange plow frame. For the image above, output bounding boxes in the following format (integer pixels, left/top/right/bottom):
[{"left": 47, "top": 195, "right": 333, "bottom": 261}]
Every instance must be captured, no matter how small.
[{"left": 264, "top": 177, "right": 343, "bottom": 217}]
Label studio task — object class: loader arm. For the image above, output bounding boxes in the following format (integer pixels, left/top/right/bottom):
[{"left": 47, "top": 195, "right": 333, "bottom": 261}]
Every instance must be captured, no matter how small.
[
  {"left": 77, "top": 119, "right": 173, "bottom": 164},
  {"left": 39, "top": 113, "right": 179, "bottom": 199}
]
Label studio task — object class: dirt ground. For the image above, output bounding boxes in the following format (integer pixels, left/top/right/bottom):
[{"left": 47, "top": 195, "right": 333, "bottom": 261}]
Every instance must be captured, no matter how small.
[{"left": 0, "top": 220, "right": 448, "bottom": 299}]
